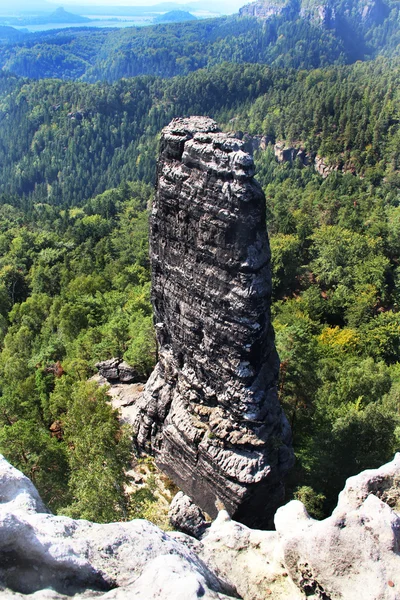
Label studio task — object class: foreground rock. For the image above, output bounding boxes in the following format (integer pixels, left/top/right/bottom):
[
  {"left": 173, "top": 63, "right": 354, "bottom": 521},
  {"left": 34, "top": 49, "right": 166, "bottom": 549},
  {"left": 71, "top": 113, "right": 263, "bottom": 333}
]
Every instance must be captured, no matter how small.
[
  {"left": 1, "top": 454, "right": 399, "bottom": 599},
  {"left": 0, "top": 456, "right": 234, "bottom": 600},
  {"left": 169, "top": 492, "right": 210, "bottom": 539},
  {"left": 275, "top": 454, "right": 400, "bottom": 600},
  {"left": 131, "top": 116, "right": 293, "bottom": 528}
]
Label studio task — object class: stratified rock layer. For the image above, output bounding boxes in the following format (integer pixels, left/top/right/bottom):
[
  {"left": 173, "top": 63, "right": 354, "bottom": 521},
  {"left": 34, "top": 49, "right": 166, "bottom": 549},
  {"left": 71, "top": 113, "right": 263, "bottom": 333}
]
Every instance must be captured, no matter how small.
[{"left": 132, "top": 116, "right": 293, "bottom": 527}]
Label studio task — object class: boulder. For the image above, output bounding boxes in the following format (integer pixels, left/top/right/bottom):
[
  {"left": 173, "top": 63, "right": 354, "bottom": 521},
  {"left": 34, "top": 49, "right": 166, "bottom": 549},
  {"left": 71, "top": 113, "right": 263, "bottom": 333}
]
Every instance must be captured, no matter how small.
[
  {"left": 275, "top": 453, "right": 400, "bottom": 600},
  {"left": 0, "top": 455, "right": 235, "bottom": 600},
  {"left": 95, "top": 359, "right": 140, "bottom": 384},
  {"left": 169, "top": 492, "right": 210, "bottom": 539},
  {"left": 0, "top": 454, "right": 399, "bottom": 599}
]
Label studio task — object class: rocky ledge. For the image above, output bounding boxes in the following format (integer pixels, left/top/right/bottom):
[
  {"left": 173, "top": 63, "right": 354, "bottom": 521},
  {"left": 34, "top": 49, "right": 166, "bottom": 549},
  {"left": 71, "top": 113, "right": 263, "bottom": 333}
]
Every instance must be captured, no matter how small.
[
  {"left": 0, "top": 454, "right": 399, "bottom": 599},
  {"left": 130, "top": 116, "right": 294, "bottom": 528}
]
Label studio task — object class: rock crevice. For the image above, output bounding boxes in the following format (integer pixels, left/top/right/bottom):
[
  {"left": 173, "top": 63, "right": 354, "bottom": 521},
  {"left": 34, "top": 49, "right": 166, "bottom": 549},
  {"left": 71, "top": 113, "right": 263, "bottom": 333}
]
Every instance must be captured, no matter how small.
[{"left": 131, "top": 117, "right": 294, "bottom": 527}]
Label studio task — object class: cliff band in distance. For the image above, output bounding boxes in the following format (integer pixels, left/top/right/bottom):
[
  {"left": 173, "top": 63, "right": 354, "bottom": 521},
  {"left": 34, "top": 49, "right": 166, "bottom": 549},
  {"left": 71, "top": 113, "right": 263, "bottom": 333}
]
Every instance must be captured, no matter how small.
[{"left": 132, "top": 116, "right": 294, "bottom": 528}]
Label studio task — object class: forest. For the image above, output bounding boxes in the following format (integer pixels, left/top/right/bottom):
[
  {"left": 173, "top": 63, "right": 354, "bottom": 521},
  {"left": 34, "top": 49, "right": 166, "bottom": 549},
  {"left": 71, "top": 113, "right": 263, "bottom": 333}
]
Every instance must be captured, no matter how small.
[
  {"left": 0, "top": 0, "right": 399, "bottom": 82},
  {"left": 0, "top": 1, "right": 399, "bottom": 522}
]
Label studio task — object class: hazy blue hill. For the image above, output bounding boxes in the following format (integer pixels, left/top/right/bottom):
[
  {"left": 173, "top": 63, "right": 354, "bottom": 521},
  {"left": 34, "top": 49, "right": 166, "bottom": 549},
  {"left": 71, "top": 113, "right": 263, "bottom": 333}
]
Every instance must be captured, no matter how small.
[
  {"left": 43, "top": 7, "right": 91, "bottom": 24},
  {"left": 154, "top": 10, "right": 197, "bottom": 23},
  {"left": 0, "top": 7, "right": 91, "bottom": 27},
  {"left": 0, "top": 0, "right": 398, "bottom": 80},
  {"left": 0, "top": 0, "right": 398, "bottom": 82}
]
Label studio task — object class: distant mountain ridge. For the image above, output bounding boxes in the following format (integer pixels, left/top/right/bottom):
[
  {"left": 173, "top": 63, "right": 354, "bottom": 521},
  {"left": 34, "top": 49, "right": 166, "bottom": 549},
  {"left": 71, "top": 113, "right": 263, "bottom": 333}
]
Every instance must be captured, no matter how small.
[
  {"left": 0, "top": 0, "right": 399, "bottom": 81},
  {"left": 0, "top": 7, "right": 91, "bottom": 27}
]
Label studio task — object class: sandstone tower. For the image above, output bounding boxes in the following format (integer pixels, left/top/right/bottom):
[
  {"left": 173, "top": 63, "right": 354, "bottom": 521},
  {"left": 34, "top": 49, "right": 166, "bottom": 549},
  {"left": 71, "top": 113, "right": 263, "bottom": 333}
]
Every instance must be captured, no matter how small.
[{"left": 132, "top": 117, "right": 294, "bottom": 527}]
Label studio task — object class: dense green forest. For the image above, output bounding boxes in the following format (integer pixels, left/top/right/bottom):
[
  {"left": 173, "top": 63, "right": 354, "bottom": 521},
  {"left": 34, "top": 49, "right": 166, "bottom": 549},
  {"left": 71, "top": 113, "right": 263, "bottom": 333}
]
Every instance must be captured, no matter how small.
[
  {"left": 0, "top": 58, "right": 399, "bottom": 207},
  {"left": 0, "top": 181, "right": 154, "bottom": 520},
  {"left": 0, "top": 8, "right": 399, "bottom": 521},
  {"left": 0, "top": 0, "right": 399, "bottom": 82}
]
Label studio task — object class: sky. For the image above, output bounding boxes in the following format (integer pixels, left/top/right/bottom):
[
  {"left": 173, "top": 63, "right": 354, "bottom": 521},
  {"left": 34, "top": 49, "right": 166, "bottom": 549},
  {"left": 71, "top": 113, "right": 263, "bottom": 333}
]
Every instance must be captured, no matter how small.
[
  {"left": 0, "top": 0, "right": 245, "bottom": 15},
  {"left": 0, "top": 0, "right": 229, "bottom": 7}
]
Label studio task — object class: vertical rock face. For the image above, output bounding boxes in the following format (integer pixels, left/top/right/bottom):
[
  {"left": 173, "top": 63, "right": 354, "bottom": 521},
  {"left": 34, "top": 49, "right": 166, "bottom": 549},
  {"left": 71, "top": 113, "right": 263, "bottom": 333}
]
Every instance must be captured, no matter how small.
[{"left": 132, "top": 117, "right": 294, "bottom": 528}]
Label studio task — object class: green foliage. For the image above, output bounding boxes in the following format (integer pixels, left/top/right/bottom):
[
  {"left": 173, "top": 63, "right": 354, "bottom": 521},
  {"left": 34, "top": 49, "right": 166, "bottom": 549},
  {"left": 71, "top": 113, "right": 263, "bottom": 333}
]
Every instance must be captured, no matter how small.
[
  {"left": 60, "top": 382, "right": 132, "bottom": 523},
  {"left": 0, "top": 48, "right": 398, "bottom": 524},
  {"left": 270, "top": 234, "right": 302, "bottom": 299},
  {"left": 0, "top": 58, "right": 399, "bottom": 208},
  {"left": 0, "top": 419, "right": 70, "bottom": 510},
  {"left": 1, "top": 0, "right": 399, "bottom": 83},
  {"left": 294, "top": 486, "right": 326, "bottom": 520},
  {"left": 261, "top": 135, "right": 400, "bottom": 514},
  {"left": 0, "top": 181, "right": 154, "bottom": 520}
]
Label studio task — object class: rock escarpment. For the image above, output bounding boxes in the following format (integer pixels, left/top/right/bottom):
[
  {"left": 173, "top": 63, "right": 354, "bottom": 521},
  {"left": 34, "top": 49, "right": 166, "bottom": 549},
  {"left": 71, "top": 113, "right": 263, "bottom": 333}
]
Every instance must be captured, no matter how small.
[
  {"left": 132, "top": 116, "right": 293, "bottom": 527},
  {"left": 0, "top": 454, "right": 399, "bottom": 599},
  {"left": 239, "top": 0, "right": 389, "bottom": 26}
]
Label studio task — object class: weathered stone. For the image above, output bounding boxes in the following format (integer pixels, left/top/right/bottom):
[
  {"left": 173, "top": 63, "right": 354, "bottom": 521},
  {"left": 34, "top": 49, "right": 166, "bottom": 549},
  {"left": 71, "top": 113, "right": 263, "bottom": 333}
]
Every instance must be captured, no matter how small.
[
  {"left": 239, "top": 0, "right": 293, "bottom": 19},
  {"left": 95, "top": 359, "right": 141, "bottom": 384},
  {"left": 0, "top": 454, "right": 399, "bottom": 599},
  {"left": 239, "top": 0, "right": 388, "bottom": 27},
  {"left": 0, "top": 455, "right": 235, "bottom": 600},
  {"left": 169, "top": 492, "right": 210, "bottom": 539},
  {"left": 198, "top": 510, "right": 300, "bottom": 600},
  {"left": 275, "top": 453, "right": 400, "bottom": 600},
  {"left": 96, "top": 358, "right": 121, "bottom": 381},
  {"left": 273, "top": 141, "right": 313, "bottom": 166},
  {"left": 118, "top": 362, "right": 136, "bottom": 383},
  {"left": 131, "top": 116, "right": 294, "bottom": 528},
  {"left": 314, "top": 154, "right": 339, "bottom": 178}
]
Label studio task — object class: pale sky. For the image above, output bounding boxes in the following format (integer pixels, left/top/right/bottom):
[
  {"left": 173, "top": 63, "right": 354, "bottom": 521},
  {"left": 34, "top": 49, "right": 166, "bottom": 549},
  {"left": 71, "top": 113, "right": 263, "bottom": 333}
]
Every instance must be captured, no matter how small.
[
  {"left": 0, "top": 0, "right": 244, "bottom": 14},
  {"left": 0, "top": 0, "right": 229, "bottom": 6}
]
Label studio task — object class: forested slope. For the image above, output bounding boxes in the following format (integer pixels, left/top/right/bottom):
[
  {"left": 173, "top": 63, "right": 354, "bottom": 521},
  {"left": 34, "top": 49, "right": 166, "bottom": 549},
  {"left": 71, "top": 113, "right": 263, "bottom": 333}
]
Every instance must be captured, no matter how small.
[
  {"left": 0, "top": 58, "right": 399, "bottom": 206},
  {"left": 0, "top": 56, "right": 398, "bottom": 520},
  {"left": 0, "top": 0, "right": 399, "bottom": 82}
]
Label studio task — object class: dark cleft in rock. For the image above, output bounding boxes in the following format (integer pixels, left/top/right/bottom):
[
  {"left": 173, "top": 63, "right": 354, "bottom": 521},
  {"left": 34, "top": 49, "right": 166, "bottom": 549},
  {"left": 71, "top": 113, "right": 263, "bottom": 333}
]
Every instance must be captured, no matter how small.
[{"left": 132, "top": 116, "right": 294, "bottom": 529}]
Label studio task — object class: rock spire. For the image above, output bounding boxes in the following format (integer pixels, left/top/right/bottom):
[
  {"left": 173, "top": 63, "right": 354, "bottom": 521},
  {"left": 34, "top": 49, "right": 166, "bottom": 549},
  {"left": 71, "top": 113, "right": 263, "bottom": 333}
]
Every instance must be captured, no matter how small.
[{"left": 132, "top": 116, "right": 294, "bottom": 527}]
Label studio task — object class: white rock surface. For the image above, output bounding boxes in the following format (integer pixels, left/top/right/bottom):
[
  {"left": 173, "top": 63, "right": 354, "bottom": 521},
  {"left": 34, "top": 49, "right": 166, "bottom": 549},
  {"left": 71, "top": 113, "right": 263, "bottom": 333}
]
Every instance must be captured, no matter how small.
[
  {"left": 0, "top": 456, "right": 234, "bottom": 600},
  {"left": 275, "top": 454, "right": 400, "bottom": 600},
  {"left": 0, "top": 454, "right": 399, "bottom": 600},
  {"left": 198, "top": 510, "right": 302, "bottom": 600}
]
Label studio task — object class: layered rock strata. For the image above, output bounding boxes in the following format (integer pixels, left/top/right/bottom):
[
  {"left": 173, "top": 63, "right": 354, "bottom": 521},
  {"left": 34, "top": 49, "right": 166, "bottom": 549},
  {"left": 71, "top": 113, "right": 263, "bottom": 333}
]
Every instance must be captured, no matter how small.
[{"left": 132, "top": 116, "right": 293, "bottom": 527}]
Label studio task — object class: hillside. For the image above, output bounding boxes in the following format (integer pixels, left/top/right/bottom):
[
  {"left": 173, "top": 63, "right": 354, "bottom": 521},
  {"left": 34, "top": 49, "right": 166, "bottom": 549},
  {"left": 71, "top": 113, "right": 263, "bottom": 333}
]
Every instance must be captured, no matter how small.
[
  {"left": 0, "top": 7, "right": 92, "bottom": 27},
  {"left": 0, "top": 0, "right": 398, "bottom": 81},
  {"left": 153, "top": 10, "right": 197, "bottom": 23},
  {"left": 0, "top": 59, "right": 398, "bottom": 207}
]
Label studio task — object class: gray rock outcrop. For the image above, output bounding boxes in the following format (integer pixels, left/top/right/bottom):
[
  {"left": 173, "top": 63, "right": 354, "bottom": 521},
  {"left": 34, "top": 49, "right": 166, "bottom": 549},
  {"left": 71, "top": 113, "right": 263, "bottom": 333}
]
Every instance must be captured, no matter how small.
[
  {"left": 1, "top": 453, "right": 399, "bottom": 599},
  {"left": 0, "top": 455, "right": 234, "bottom": 600},
  {"left": 169, "top": 492, "right": 210, "bottom": 539},
  {"left": 273, "top": 141, "right": 313, "bottom": 166},
  {"left": 96, "top": 358, "right": 141, "bottom": 383},
  {"left": 131, "top": 116, "right": 294, "bottom": 528},
  {"left": 239, "top": 0, "right": 389, "bottom": 26},
  {"left": 239, "top": 0, "right": 293, "bottom": 19}
]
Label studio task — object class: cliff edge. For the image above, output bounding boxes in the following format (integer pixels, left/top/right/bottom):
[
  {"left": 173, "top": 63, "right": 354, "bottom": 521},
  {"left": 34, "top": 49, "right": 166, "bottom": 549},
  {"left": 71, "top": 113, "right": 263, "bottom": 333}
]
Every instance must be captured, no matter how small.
[{"left": 0, "top": 454, "right": 398, "bottom": 599}]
